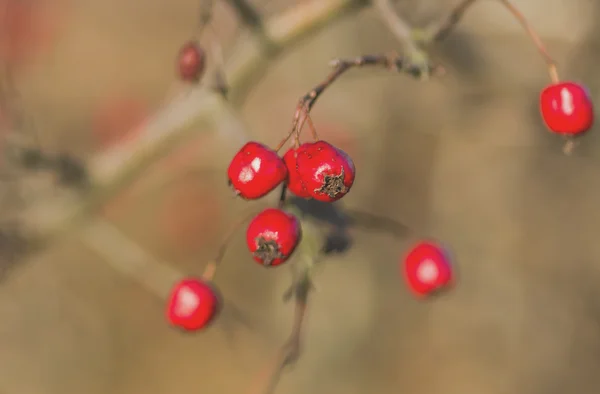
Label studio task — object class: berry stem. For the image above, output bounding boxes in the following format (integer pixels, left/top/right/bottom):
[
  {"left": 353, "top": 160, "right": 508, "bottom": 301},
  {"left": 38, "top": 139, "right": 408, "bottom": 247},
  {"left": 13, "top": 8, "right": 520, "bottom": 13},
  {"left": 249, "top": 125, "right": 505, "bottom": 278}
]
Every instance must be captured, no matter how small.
[
  {"left": 201, "top": 208, "right": 262, "bottom": 282},
  {"left": 276, "top": 54, "right": 443, "bottom": 152},
  {"left": 425, "top": 0, "right": 560, "bottom": 84},
  {"left": 277, "top": 183, "right": 288, "bottom": 209},
  {"left": 496, "top": 0, "right": 560, "bottom": 84}
]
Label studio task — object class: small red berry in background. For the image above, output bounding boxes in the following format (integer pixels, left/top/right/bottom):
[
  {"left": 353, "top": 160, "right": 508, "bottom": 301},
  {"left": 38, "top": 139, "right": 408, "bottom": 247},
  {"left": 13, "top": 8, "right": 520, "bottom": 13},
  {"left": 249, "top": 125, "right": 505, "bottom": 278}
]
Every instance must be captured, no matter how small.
[
  {"left": 0, "top": 0, "right": 65, "bottom": 70},
  {"left": 246, "top": 208, "right": 301, "bottom": 267},
  {"left": 92, "top": 94, "right": 148, "bottom": 150},
  {"left": 540, "top": 81, "right": 594, "bottom": 136},
  {"left": 403, "top": 241, "right": 454, "bottom": 298},
  {"left": 227, "top": 141, "right": 288, "bottom": 199},
  {"left": 177, "top": 40, "right": 206, "bottom": 83},
  {"left": 166, "top": 278, "right": 219, "bottom": 331},
  {"left": 295, "top": 140, "right": 355, "bottom": 202},
  {"left": 283, "top": 148, "right": 311, "bottom": 199}
]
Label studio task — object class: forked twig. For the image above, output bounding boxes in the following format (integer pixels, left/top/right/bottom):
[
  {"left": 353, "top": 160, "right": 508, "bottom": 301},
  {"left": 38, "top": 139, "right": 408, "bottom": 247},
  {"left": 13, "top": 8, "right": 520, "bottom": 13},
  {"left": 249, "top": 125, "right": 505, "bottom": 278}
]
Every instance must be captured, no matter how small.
[
  {"left": 275, "top": 54, "right": 444, "bottom": 151},
  {"left": 426, "top": 0, "right": 559, "bottom": 83}
]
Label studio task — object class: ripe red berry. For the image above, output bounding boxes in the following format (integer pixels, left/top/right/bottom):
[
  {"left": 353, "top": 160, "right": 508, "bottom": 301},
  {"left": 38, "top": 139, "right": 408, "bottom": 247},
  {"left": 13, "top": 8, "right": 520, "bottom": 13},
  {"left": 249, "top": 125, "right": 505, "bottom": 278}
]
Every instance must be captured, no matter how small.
[
  {"left": 540, "top": 81, "right": 594, "bottom": 136},
  {"left": 227, "top": 141, "right": 288, "bottom": 199},
  {"left": 283, "top": 148, "right": 311, "bottom": 198},
  {"left": 166, "top": 277, "right": 219, "bottom": 331},
  {"left": 295, "top": 141, "right": 355, "bottom": 202},
  {"left": 177, "top": 40, "right": 206, "bottom": 83},
  {"left": 403, "top": 241, "right": 454, "bottom": 298},
  {"left": 246, "top": 208, "right": 301, "bottom": 267}
]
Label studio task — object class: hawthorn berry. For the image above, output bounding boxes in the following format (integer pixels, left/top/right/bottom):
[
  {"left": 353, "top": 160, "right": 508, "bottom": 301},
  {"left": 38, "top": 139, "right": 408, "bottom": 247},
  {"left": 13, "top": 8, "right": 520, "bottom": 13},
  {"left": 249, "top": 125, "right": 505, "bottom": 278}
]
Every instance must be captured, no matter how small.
[
  {"left": 540, "top": 81, "right": 594, "bottom": 136},
  {"left": 177, "top": 40, "right": 206, "bottom": 83},
  {"left": 283, "top": 148, "right": 311, "bottom": 198},
  {"left": 246, "top": 208, "right": 301, "bottom": 267},
  {"left": 227, "top": 142, "right": 288, "bottom": 199},
  {"left": 295, "top": 141, "right": 355, "bottom": 202},
  {"left": 403, "top": 241, "right": 454, "bottom": 298},
  {"left": 166, "top": 277, "right": 219, "bottom": 331}
]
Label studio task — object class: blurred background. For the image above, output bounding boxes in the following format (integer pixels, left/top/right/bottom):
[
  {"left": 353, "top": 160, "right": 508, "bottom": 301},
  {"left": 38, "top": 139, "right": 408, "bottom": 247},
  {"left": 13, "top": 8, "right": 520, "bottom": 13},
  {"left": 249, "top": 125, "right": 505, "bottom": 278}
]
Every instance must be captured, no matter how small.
[{"left": 1, "top": 0, "right": 600, "bottom": 393}]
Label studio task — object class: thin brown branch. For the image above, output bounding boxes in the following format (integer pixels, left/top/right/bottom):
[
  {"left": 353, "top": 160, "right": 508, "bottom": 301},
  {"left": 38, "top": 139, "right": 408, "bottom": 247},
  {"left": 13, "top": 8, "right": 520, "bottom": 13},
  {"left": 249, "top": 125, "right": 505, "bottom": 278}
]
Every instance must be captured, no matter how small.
[
  {"left": 426, "top": 0, "right": 559, "bottom": 83},
  {"left": 251, "top": 264, "right": 313, "bottom": 394},
  {"left": 18, "top": 0, "right": 367, "bottom": 245},
  {"left": 427, "top": 0, "right": 478, "bottom": 42},
  {"left": 372, "top": 0, "right": 418, "bottom": 54},
  {"left": 496, "top": 0, "right": 559, "bottom": 83},
  {"left": 223, "top": 0, "right": 276, "bottom": 51},
  {"left": 277, "top": 54, "right": 443, "bottom": 150}
]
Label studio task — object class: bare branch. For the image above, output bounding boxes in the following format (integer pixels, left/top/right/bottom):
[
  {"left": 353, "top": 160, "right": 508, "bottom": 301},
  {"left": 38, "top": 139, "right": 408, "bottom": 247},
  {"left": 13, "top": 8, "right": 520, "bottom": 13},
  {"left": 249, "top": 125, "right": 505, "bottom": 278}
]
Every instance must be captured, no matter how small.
[
  {"left": 18, "top": 0, "right": 368, "bottom": 245},
  {"left": 425, "top": 0, "right": 559, "bottom": 82},
  {"left": 276, "top": 54, "right": 443, "bottom": 151},
  {"left": 372, "top": 0, "right": 418, "bottom": 54}
]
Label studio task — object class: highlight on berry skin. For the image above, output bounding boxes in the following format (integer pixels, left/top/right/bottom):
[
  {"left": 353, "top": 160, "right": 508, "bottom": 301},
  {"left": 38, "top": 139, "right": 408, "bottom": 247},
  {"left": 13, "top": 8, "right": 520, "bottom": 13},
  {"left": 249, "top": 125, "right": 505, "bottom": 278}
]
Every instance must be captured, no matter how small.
[
  {"left": 539, "top": 81, "right": 594, "bottom": 137},
  {"left": 402, "top": 240, "right": 454, "bottom": 298},
  {"left": 292, "top": 141, "right": 356, "bottom": 202},
  {"left": 165, "top": 277, "right": 220, "bottom": 332},
  {"left": 246, "top": 208, "right": 302, "bottom": 267},
  {"left": 227, "top": 141, "right": 288, "bottom": 200}
]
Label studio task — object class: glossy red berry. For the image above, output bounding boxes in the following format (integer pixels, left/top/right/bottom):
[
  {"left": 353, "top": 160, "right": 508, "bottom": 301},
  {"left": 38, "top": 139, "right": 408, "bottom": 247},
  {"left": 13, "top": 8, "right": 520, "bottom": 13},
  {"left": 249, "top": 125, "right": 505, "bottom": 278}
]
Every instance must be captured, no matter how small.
[
  {"left": 540, "top": 81, "right": 594, "bottom": 136},
  {"left": 283, "top": 148, "right": 311, "bottom": 198},
  {"left": 166, "top": 277, "right": 219, "bottom": 331},
  {"left": 246, "top": 208, "right": 301, "bottom": 267},
  {"left": 295, "top": 141, "right": 355, "bottom": 202},
  {"left": 403, "top": 241, "right": 454, "bottom": 298},
  {"left": 228, "top": 142, "right": 288, "bottom": 199},
  {"left": 177, "top": 40, "right": 206, "bottom": 83}
]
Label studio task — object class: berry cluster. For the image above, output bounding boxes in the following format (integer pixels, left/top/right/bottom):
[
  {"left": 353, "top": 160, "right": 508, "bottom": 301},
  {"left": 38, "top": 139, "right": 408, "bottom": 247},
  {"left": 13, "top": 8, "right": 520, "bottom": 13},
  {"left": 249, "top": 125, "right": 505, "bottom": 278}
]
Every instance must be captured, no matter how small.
[
  {"left": 165, "top": 101, "right": 357, "bottom": 331},
  {"left": 162, "top": 0, "right": 595, "bottom": 352}
]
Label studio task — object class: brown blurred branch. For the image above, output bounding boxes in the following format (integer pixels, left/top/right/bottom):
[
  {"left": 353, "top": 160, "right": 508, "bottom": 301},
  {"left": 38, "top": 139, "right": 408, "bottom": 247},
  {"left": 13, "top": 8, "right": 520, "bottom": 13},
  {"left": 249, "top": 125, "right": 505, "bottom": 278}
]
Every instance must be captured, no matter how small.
[
  {"left": 18, "top": 0, "right": 368, "bottom": 246},
  {"left": 423, "top": 0, "right": 558, "bottom": 82},
  {"left": 372, "top": 0, "right": 418, "bottom": 53}
]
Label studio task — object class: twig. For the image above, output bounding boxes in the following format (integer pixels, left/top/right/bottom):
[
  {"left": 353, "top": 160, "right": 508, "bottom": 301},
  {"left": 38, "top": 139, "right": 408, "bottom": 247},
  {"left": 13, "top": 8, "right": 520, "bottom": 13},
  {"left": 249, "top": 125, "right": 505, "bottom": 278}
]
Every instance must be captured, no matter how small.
[
  {"left": 223, "top": 0, "right": 276, "bottom": 51},
  {"left": 197, "top": 0, "right": 217, "bottom": 36},
  {"left": 496, "top": 0, "right": 559, "bottom": 83},
  {"left": 251, "top": 262, "right": 313, "bottom": 394},
  {"left": 18, "top": 0, "right": 367, "bottom": 245},
  {"left": 372, "top": 0, "right": 419, "bottom": 54},
  {"left": 277, "top": 54, "right": 443, "bottom": 150},
  {"left": 426, "top": 0, "right": 478, "bottom": 42},
  {"left": 426, "top": 0, "right": 559, "bottom": 83},
  {"left": 201, "top": 208, "right": 262, "bottom": 282}
]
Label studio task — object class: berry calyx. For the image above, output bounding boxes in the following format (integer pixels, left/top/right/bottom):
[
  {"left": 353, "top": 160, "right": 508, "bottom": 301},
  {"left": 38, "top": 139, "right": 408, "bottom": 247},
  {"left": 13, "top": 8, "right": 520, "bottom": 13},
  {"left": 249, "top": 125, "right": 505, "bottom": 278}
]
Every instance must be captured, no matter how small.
[
  {"left": 283, "top": 148, "right": 311, "bottom": 198},
  {"left": 177, "top": 40, "right": 206, "bottom": 83},
  {"left": 540, "top": 81, "right": 594, "bottom": 136},
  {"left": 166, "top": 277, "right": 219, "bottom": 331},
  {"left": 227, "top": 142, "right": 288, "bottom": 200},
  {"left": 403, "top": 241, "right": 454, "bottom": 298},
  {"left": 246, "top": 208, "right": 301, "bottom": 267},
  {"left": 295, "top": 141, "right": 355, "bottom": 202}
]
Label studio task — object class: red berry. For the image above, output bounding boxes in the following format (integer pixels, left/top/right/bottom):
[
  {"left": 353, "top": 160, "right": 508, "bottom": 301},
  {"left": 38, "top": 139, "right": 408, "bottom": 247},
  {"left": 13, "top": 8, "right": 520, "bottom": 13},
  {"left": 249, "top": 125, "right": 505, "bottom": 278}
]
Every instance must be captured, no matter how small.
[
  {"left": 283, "top": 148, "right": 311, "bottom": 198},
  {"left": 246, "top": 208, "right": 301, "bottom": 267},
  {"left": 166, "top": 278, "right": 219, "bottom": 331},
  {"left": 540, "top": 81, "right": 594, "bottom": 136},
  {"left": 178, "top": 40, "right": 206, "bottom": 83},
  {"left": 295, "top": 141, "right": 355, "bottom": 202},
  {"left": 227, "top": 141, "right": 288, "bottom": 199},
  {"left": 403, "top": 241, "right": 453, "bottom": 298}
]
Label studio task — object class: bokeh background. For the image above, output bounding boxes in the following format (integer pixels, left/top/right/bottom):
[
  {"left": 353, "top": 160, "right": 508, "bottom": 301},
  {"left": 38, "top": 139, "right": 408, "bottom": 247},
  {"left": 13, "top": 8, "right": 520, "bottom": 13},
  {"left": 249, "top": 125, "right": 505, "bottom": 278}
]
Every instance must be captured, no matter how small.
[{"left": 1, "top": 0, "right": 600, "bottom": 393}]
